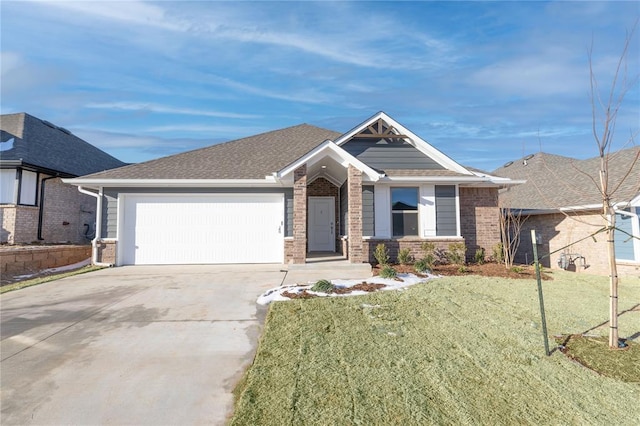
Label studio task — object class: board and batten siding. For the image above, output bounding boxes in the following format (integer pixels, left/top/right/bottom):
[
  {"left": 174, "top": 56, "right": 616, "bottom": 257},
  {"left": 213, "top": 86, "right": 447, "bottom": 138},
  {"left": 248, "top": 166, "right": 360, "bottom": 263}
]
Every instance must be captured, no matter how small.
[
  {"left": 435, "top": 185, "right": 457, "bottom": 236},
  {"left": 362, "top": 185, "right": 375, "bottom": 236},
  {"left": 340, "top": 182, "right": 348, "bottom": 235},
  {"left": 341, "top": 138, "right": 444, "bottom": 170},
  {"left": 101, "top": 187, "right": 293, "bottom": 239}
]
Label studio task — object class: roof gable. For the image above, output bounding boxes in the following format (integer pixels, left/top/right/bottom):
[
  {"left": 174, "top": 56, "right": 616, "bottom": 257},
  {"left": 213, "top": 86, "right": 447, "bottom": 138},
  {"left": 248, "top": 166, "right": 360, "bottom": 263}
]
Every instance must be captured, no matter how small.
[
  {"left": 0, "top": 113, "right": 126, "bottom": 176},
  {"left": 334, "top": 112, "right": 471, "bottom": 175}
]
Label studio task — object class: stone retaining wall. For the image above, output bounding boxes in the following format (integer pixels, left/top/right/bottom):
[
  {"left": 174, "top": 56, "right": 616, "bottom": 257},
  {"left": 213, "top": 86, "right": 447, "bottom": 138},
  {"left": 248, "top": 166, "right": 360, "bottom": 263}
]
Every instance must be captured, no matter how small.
[{"left": 0, "top": 245, "right": 91, "bottom": 276}]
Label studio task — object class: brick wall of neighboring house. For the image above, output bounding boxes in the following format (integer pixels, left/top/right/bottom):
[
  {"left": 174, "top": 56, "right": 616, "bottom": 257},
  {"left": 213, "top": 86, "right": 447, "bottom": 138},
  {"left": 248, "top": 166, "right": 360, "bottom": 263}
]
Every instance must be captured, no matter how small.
[
  {"left": 96, "top": 240, "right": 117, "bottom": 264},
  {"left": 0, "top": 178, "right": 96, "bottom": 245},
  {"left": 362, "top": 237, "right": 465, "bottom": 264},
  {"left": 459, "top": 187, "right": 501, "bottom": 260},
  {"left": 1, "top": 206, "right": 17, "bottom": 243},
  {"left": 41, "top": 178, "right": 96, "bottom": 244},
  {"left": 0, "top": 205, "right": 39, "bottom": 244},
  {"left": 307, "top": 177, "right": 340, "bottom": 252},
  {"left": 516, "top": 211, "right": 639, "bottom": 277},
  {"left": 0, "top": 245, "right": 91, "bottom": 276}
]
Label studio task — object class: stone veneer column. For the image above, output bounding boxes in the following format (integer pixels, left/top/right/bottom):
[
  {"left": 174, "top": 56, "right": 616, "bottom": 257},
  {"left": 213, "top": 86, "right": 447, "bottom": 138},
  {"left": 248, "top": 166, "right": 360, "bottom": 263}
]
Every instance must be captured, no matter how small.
[
  {"left": 292, "top": 164, "right": 307, "bottom": 264},
  {"left": 347, "top": 165, "right": 364, "bottom": 263}
]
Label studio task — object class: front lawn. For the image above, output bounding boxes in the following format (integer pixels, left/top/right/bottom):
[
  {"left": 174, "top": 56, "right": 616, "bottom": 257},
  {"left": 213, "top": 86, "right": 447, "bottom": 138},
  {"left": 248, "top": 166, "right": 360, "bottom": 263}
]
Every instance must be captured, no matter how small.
[{"left": 231, "top": 271, "right": 640, "bottom": 425}]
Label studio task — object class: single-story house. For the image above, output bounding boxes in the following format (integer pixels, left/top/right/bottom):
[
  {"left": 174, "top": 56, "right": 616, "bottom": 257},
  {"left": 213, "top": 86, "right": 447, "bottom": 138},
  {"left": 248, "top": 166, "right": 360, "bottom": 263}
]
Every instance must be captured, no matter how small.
[
  {"left": 65, "top": 112, "right": 518, "bottom": 266},
  {"left": 0, "top": 113, "right": 126, "bottom": 244},
  {"left": 493, "top": 148, "right": 640, "bottom": 276}
]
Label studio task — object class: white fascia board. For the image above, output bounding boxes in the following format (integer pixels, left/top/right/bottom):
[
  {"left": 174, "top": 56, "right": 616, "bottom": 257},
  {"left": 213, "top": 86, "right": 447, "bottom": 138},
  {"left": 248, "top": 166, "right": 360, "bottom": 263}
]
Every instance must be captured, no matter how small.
[
  {"left": 277, "top": 140, "right": 383, "bottom": 182},
  {"left": 558, "top": 204, "right": 602, "bottom": 212},
  {"left": 379, "top": 176, "right": 490, "bottom": 184},
  {"left": 62, "top": 177, "right": 284, "bottom": 189},
  {"left": 333, "top": 111, "right": 472, "bottom": 176}
]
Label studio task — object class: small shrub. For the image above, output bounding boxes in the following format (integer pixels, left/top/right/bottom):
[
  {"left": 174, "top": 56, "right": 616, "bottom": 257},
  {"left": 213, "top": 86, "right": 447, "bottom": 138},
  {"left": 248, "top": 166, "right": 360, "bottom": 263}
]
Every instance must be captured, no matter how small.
[
  {"left": 458, "top": 265, "right": 469, "bottom": 273},
  {"left": 510, "top": 266, "right": 524, "bottom": 274},
  {"left": 474, "top": 248, "right": 485, "bottom": 265},
  {"left": 446, "top": 242, "right": 466, "bottom": 265},
  {"left": 397, "top": 248, "right": 413, "bottom": 265},
  {"left": 379, "top": 265, "right": 397, "bottom": 279},
  {"left": 421, "top": 242, "right": 437, "bottom": 269},
  {"left": 493, "top": 242, "right": 504, "bottom": 264},
  {"left": 311, "top": 279, "right": 334, "bottom": 293},
  {"left": 414, "top": 258, "right": 430, "bottom": 274},
  {"left": 374, "top": 243, "right": 390, "bottom": 266}
]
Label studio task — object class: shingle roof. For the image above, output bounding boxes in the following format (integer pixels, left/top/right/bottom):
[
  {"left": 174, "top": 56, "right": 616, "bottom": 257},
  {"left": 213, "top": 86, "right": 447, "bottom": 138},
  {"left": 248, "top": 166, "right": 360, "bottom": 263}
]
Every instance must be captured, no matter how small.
[
  {"left": 81, "top": 124, "right": 341, "bottom": 180},
  {"left": 0, "top": 113, "right": 126, "bottom": 176},
  {"left": 493, "top": 148, "right": 640, "bottom": 210}
]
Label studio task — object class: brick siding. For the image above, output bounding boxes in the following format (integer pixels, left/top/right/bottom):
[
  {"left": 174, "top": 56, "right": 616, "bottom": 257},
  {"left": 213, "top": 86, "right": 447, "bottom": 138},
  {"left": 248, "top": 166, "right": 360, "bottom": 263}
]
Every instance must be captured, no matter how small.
[
  {"left": 96, "top": 240, "right": 117, "bottom": 264},
  {"left": 459, "top": 187, "right": 501, "bottom": 260},
  {"left": 517, "top": 211, "right": 639, "bottom": 277},
  {"left": 292, "top": 165, "right": 307, "bottom": 264},
  {"left": 347, "top": 165, "right": 364, "bottom": 263}
]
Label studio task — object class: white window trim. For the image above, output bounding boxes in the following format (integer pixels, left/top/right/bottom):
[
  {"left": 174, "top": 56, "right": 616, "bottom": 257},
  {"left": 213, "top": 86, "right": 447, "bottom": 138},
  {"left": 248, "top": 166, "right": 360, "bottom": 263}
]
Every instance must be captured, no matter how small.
[{"left": 390, "top": 187, "right": 420, "bottom": 237}]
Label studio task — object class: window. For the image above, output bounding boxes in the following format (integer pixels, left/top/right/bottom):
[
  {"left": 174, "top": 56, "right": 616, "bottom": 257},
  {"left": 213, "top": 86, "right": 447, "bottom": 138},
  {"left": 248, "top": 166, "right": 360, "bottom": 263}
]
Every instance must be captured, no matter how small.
[
  {"left": 391, "top": 187, "right": 418, "bottom": 236},
  {"left": 0, "top": 169, "right": 17, "bottom": 204},
  {"left": 19, "top": 170, "right": 38, "bottom": 205}
]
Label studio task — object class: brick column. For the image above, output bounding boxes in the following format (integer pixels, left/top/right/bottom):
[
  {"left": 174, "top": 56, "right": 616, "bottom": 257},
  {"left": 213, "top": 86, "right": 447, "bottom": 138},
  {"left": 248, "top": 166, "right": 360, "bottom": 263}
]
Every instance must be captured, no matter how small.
[
  {"left": 347, "top": 165, "right": 363, "bottom": 263},
  {"left": 292, "top": 164, "right": 307, "bottom": 264}
]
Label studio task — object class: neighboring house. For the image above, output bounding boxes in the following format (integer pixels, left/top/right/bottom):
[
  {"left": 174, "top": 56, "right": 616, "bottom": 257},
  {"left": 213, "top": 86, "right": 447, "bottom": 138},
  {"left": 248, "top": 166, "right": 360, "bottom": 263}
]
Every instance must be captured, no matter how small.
[
  {"left": 0, "top": 113, "right": 126, "bottom": 244},
  {"left": 493, "top": 148, "right": 640, "bottom": 276},
  {"left": 65, "top": 112, "right": 518, "bottom": 266}
]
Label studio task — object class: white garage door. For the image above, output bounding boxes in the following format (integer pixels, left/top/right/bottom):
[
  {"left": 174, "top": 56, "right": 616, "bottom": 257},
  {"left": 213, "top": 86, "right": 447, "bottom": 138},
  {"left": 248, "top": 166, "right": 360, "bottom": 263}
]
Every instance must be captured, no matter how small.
[{"left": 120, "top": 194, "right": 284, "bottom": 265}]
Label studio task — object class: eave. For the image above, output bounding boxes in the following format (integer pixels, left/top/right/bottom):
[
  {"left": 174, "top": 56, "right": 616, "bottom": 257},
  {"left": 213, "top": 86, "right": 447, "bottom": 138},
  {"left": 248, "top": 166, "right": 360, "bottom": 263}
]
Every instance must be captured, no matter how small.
[{"left": 62, "top": 177, "right": 285, "bottom": 190}]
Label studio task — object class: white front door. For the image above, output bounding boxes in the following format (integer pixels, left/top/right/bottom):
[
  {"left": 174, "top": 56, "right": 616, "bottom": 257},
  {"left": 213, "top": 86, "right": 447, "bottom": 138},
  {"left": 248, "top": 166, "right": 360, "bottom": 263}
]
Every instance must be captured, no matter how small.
[{"left": 308, "top": 197, "right": 335, "bottom": 252}]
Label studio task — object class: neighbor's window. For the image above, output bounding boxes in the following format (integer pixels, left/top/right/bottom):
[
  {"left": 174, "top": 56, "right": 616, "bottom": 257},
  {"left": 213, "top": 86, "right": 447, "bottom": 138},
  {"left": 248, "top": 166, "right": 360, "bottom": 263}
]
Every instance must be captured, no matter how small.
[
  {"left": 0, "top": 169, "right": 17, "bottom": 204},
  {"left": 391, "top": 187, "right": 418, "bottom": 236},
  {"left": 19, "top": 170, "right": 38, "bottom": 206}
]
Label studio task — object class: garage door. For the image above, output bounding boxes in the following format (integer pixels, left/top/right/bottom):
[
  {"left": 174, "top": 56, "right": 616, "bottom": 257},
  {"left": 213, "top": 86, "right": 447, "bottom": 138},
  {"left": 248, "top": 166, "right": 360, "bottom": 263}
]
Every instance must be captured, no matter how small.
[{"left": 120, "top": 194, "right": 284, "bottom": 265}]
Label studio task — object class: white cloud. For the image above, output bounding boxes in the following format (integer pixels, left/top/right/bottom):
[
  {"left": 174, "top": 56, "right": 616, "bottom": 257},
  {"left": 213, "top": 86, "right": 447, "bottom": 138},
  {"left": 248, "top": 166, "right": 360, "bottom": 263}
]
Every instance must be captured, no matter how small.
[
  {"left": 85, "top": 102, "right": 261, "bottom": 119},
  {"left": 470, "top": 55, "right": 586, "bottom": 97}
]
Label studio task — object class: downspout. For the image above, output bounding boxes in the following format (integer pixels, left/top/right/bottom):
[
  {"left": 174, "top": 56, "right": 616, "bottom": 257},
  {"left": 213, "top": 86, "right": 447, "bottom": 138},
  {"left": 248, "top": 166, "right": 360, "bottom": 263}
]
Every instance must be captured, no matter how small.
[
  {"left": 37, "top": 176, "right": 59, "bottom": 240},
  {"left": 78, "top": 186, "right": 113, "bottom": 267}
]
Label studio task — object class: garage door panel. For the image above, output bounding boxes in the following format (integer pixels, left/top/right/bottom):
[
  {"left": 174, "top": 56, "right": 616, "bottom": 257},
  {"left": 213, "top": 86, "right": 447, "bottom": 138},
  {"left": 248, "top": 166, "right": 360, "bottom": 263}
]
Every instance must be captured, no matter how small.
[{"left": 121, "top": 194, "right": 284, "bottom": 265}]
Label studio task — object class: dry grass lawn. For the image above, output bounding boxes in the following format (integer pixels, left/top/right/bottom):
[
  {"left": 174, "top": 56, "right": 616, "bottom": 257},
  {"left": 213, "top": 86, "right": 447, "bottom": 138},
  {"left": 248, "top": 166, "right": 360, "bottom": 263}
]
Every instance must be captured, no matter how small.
[{"left": 231, "top": 270, "right": 640, "bottom": 425}]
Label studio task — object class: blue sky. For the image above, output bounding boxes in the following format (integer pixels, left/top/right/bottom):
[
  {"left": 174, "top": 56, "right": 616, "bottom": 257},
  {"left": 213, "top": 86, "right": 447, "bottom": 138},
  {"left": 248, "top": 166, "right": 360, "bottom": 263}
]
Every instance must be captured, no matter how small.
[{"left": 1, "top": 1, "right": 638, "bottom": 172}]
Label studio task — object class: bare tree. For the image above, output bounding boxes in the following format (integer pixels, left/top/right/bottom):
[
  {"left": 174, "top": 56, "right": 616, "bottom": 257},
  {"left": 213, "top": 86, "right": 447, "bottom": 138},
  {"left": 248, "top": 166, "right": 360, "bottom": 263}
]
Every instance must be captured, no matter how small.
[
  {"left": 498, "top": 201, "right": 528, "bottom": 269},
  {"left": 589, "top": 23, "right": 639, "bottom": 348}
]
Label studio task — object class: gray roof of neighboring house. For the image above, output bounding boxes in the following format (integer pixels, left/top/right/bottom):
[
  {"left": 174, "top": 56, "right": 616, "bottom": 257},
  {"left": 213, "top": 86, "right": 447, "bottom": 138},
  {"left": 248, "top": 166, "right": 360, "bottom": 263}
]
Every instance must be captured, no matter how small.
[
  {"left": 0, "top": 113, "right": 126, "bottom": 176},
  {"left": 81, "top": 124, "right": 342, "bottom": 180},
  {"left": 493, "top": 148, "right": 640, "bottom": 210}
]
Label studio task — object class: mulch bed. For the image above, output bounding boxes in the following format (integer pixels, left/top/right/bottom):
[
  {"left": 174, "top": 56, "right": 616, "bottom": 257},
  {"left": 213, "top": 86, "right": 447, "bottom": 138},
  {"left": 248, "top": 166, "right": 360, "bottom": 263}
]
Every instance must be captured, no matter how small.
[
  {"left": 282, "top": 282, "right": 387, "bottom": 299},
  {"left": 372, "top": 262, "right": 552, "bottom": 280}
]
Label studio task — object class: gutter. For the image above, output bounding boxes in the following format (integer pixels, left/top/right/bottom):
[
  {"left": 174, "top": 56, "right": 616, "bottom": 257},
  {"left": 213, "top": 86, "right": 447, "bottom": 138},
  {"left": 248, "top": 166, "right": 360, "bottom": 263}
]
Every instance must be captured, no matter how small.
[{"left": 78, "top": 186, "right": 113, "bottom": 267}]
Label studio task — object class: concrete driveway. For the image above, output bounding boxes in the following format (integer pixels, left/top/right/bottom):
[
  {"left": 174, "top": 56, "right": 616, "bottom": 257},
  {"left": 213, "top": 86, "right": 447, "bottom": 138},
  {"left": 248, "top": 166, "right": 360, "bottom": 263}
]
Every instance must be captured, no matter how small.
[{"left": 0, "top": 265, "right": 288, "bottom": 425}]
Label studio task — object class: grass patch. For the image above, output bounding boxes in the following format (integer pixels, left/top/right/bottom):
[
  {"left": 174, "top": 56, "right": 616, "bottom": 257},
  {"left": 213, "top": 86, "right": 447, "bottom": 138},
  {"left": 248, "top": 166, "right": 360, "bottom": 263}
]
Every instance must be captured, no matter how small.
[
  {"left": 231, "top": 271, "right": 640, "bottom": 424},
  {"left": 0, "top": 265, "right": 104, "bottom": 294},
  {"left": 557, "top": 335, "right": 640, "bottom": 383}
]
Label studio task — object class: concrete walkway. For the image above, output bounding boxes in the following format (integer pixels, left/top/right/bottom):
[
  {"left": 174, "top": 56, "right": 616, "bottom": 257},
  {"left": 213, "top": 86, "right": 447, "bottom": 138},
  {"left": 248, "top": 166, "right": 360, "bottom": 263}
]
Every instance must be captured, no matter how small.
[{"left": 0, "top": 263, "right": 371, "bottom": 425}]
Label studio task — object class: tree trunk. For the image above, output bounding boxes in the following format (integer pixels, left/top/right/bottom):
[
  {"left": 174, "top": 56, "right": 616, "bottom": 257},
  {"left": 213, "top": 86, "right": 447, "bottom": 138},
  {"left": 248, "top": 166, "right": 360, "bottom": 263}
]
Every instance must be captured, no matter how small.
[
  {"left": 606, "top": 211, "right": 619, "bottom": 348},
  {"left": 600, "top": 162, "right": 619, "bottom": 349}
]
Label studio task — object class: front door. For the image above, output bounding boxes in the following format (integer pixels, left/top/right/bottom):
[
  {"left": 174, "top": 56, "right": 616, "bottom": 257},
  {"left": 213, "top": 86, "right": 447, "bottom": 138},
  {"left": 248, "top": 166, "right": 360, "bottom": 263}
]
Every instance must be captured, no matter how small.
[{"left": 308, "top": 197, "right": 335, "bottom": 252}]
